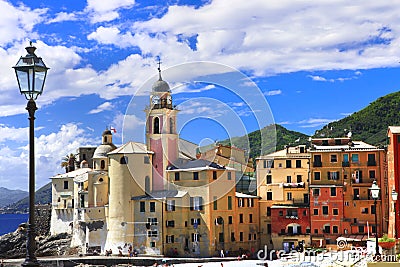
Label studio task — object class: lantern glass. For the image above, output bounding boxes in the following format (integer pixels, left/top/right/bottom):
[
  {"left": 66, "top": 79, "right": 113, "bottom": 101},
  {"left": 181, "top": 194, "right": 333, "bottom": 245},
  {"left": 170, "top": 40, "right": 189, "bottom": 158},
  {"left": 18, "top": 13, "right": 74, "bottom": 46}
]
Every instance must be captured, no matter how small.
[
  {"left": 13, "top": 45, "right": 48, "bottom": 100},
  {"left": 369, "top": 181, "right": 380, "bottom": 200}
]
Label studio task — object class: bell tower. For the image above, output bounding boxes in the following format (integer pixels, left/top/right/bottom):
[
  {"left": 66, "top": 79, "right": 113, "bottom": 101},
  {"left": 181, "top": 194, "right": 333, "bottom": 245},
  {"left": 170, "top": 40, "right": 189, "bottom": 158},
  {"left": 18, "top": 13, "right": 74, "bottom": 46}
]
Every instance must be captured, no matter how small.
[{"left": 145, "top": 64, "right": 179, "bottom": 191}]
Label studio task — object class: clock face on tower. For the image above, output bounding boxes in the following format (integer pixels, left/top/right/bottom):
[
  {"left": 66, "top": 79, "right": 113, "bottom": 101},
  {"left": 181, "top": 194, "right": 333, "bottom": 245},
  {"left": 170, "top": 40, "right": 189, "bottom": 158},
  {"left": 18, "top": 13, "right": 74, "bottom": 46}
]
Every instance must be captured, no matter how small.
[
  {"left": 167, "top": 95, "right": 172, "bottom": 104},
  {"left": 152, "top": 95, "right": 160, "bottom": 104}
]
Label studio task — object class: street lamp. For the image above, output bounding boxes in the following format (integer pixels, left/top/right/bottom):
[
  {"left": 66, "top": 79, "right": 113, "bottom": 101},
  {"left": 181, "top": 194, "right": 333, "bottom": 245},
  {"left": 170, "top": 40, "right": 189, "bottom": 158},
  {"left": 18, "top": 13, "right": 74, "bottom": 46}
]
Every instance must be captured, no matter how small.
[
  {"left": 13, "top": 42, "right": 49, "bottom": 267},
  {"left": 392, "top": 189, "right": 398, "bottom": 238},
  {"left": 370, "top": 180, "right": 380, "bottom": 257}
]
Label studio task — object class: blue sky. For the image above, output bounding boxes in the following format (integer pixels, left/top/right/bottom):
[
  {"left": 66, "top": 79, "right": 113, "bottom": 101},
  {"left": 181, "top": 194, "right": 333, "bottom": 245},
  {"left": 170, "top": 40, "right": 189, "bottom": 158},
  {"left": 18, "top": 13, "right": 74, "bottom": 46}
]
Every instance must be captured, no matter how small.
[{"left": 0, "top": 0, "right": 399, "bottom": 190}]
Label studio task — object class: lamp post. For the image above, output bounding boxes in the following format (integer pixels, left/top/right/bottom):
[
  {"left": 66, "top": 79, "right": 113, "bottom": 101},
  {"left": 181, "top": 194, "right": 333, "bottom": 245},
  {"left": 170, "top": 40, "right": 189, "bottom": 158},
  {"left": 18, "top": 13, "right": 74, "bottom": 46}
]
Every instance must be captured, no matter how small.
[
  {"left": 13, "top": 42, "right": 49, "bottom": 267},
  {"left": 392, "top": 189, "right": 398, "bottom": 239},
  {"left": 370, "top": 180, "right": 380, "bottom": 258}
]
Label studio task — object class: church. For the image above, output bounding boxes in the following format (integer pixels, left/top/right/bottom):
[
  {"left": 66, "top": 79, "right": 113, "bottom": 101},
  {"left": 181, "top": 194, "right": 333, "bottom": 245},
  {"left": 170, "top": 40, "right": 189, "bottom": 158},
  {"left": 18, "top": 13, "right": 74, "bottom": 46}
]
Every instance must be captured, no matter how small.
[{"left": 50, "top": 67, "right": 260, "bottom": 257}]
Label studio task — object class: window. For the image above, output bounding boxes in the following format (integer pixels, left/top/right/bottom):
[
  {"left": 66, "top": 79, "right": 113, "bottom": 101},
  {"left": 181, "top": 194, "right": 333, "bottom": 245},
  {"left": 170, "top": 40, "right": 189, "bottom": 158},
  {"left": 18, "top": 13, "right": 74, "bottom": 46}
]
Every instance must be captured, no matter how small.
[
  {"left": 353, "top": 189, "right": 360, "bottom": 200},
  {"left": 239, "top": 232, "right": 243, "bottom": 242},
  {"left": 328, "top": 171, "right": 339, "bottom": 180},
  {"left": 144, "top": 155, "right": 150, "bottom": 164},
  {"left": 361, "top": 207, "right": 369, "bottom": 214},
  {"left": 369, "top": 170, "right": 376, "bottom": 179},
  {"left": 267, "top": 224, "right": 271, "bottom": 234},
  {"left": 313, "top": 188, "right": 320, "bottom": 196},
  {"left": 238, "top": 198, "right": 244, "bottom": 207},
  {"left": 227, "top": 172, "right": 232, "bottom": 180},
  {"left": 322, "top": 206, "right": 329, "bottom": 215},
  {"left": 367, "top": 154, "right": 376, "bottom": 166},
  {"left": 330, "top": 155, "right": 337, "bottom": 162},
  {"left": 335, "top": 139, "right": 342, "bottom": 145},
  {"left": 267, "top": 207, "right": 271, "bottom": 216},
  {"left": 247, "top": 198, "right": 254, "bottom": 207},
  {"left": 150, "top": 202, "right": 156, "bottom": 212},
  {"left": 286, "top": 176, "right": 292, "bottom": 183},
  {"left": 63, "top": 180, "right": 68, "bottom": 189},
  {"left": 153, "top": 117, "right": 160, "bottom": 134},
  {"left": 213, "top": 196, "right": 217, "bottom": 210},
  {"left": 343, "top": 154, "right": 349, "bottom": 162},
  {"left": 174, "top": 172, "right": 180, "bottom": 181},
  {"left": 147, "top": 230, "right": 158, "bottom": 237},
  {"left": 166, "top": 235, "right": 174, "bottom": 243},
  {"left": 147, "top": 217, "right": 158, "bottom": 225},
  {"left": 296, "top": 160, "right": 301, "bottom": 168},
  {"left": 344, "top": 201, "right": 349, "bottom": 206},
  {"left": 193, "top": 172, "right": 199, "bottom": 180},
  {"left": 286, "top": 160, "right": 292, "bottom": 168},
  {"left": 358, "top": 226, "right": 365, "bottom": 233},
  {"left": 166, "top": 220, "right": 175, "bottom": 227},
  {"left": 213, "top": 171, "right": 217, "bottom": 180},
  {"left": 330, "top": 187, "right": 337, "bottom": 196},
  {"left": 100, "top": 160, "right": 105, "bottom": 169},
  {"left": 166, "top": 200, "right": 175, "bottom": 211},
  {"left": 287, "top": 192, "right": 292, "bottom": 200},
  {"left": 266, "top": 175, "right": 272, "bottom": 184},
  {"left": 228, "top": 216, "right": 233, "bottom": 224},
  {"left": 314, "top": 172, "right": 321, "bottom": 180},
  {"left": 249, "top": 214, "right": 253, "bottom": 223},
  {"left": 239, "top": 214, "right": 243, "bottom": 223},
  {"left": 351, "top": 154, "right": 359, "bottom": 162},
  {"left": 314, "top": 229, "right": 318, "bottom": 234},
  {"left": 231, "top": 232, "right": 235, "bottom": 242},
  {"left": 333, "top": 208, "right": 339, "bottom": 215},
  {"left": 228, "top": 196, "right": 232, "bottom": 210},
  {"left": 297, "top": 175, "right": 302, "bottom": 183},
  {"left": 191, "top": 218, "right": 201, "bottom": 226},
  {"left": 324, "top": 225, "right": 330, "bottom": 234},
  {"left": 279, "top": 210, "right": 283, "bottom": 216},
  {"left": 371, "top": 205, "right": 376, "bottom": 214},
  {"left": 140, "top": 201, "right": 145, "bottom": 212},
  {"left": 248, "top": 234, "right": 252, "bottom": 241},
  {"left": 333, "top": 226, "right": 339, "bottom": 234},
  {"left": 120, "top": 156, "right": 128, "bottom": 164},
  {"left": 313, "top": 155, "right": 322, "bottom": 167},
  {"left": 313, "top": 209, "right": 319, "bottom": 215},
  {"left": 192, "top": 233, "right": 200, "bottom": 242},
  {"left": 191, "top": 197, "right": 203, "bottom": 211},
  {"left": 267, "top": 192, "right": 272, "bottom": 200}
]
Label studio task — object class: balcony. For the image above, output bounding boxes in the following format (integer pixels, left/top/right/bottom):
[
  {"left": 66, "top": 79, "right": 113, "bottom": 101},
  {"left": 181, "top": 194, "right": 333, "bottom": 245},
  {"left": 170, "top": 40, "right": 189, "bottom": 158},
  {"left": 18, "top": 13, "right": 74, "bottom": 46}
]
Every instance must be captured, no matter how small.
[
  {"left": 292, "top": 198, "right": 309, "bottom": 207},
  {"left": 283, "top": 182, "right": 305, "bottom": 189},
  {"left": 313, "top": 162, "right": 322, "bottom": 167},
  {"left": 285, "top": 215, "right": 299, "bottom": 220},
  {"left": 352, "top": 195, "right": 373, "bottom": 201},
  {"left": 342, "top": 161, "right": 350, "bottom": 167},
  {"left": 367, "top": 161, "right": 376, "bottom": 166}
]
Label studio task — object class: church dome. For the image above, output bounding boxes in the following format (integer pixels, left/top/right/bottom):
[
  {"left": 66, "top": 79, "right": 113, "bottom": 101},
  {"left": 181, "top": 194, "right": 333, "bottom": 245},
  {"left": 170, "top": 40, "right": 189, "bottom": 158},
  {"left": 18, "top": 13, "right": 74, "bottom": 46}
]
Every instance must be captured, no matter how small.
[
  {"left": 152, "top": 68, "right": 170, "bottom": 93},
  {"left": 103, "top": 129, "right": 112, "bottom": 135},
  {"left": 93, "top": 143, "right": 117, "bottom": 159}
]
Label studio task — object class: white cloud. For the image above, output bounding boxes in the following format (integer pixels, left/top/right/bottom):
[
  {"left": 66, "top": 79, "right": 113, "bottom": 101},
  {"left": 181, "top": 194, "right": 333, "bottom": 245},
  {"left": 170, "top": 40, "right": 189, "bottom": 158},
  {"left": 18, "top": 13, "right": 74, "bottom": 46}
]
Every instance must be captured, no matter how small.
[
  {"left": 47, "top": 12, "right": 78, "bottom": 24},
  {"left": 0, "top": 123, "right": 96, "bottom": 190},
  {"left": 88, "top": 102, "right": 114, "bottom": 114},
  {"left": 85, "top": 0, "right": 135, "bottom": 23},
  {"left": 298, "top": 118, "right": 335, "bottom": 128},
  {"left": 264, "top": 90, "right": 282, "bottom": 96},
  {"left": 308, "top": 75, "right": 328, "bottom": 82}
]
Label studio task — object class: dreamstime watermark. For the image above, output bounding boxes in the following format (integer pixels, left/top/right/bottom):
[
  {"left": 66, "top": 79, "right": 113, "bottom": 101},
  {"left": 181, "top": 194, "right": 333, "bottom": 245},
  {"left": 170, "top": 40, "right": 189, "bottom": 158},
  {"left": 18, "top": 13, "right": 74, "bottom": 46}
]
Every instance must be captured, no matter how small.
[{"left": 256, "top": 245, "right": 398, "bottom": 263}]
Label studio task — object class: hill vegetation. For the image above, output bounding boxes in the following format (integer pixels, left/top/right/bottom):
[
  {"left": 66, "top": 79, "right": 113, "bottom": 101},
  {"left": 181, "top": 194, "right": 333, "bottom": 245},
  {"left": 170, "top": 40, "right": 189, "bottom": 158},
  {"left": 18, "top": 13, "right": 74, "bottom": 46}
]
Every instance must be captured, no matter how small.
[
  {"left": 0, "top": 188, "right": 28, "bottom": 208},
  {"left": 6, "top": 182, "right": 52, "bottom": 212},
  {"left": 314, "top": 91, "right": 400, "bottom": 146}
]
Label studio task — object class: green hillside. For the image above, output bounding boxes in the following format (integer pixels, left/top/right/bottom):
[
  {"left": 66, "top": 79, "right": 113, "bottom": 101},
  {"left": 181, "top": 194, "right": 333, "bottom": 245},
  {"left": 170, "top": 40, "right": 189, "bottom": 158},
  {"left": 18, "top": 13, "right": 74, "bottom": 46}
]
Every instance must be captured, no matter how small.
[
  {"left": 314, "top": 91, "right": 400, "bottom": 146},
  {"left": 222, "top": 124, "right": 310, "bottom": 159},
  {"left": 6, "top": 182, "right": 52, "bottom": 212}
]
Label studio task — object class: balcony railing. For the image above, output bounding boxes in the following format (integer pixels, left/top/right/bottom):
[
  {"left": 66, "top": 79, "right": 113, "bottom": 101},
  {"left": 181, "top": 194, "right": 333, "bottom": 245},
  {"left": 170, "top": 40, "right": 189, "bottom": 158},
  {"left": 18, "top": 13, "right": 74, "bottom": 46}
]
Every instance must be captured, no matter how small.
[
  {"left": 342, "top": 161, "right": 350, "bottom": 167},
  {"left": 283, "top": 182, "right": 305, "bottom": 189},
  {"left": 313, "top": 162, "right": 322, "bottom": 167}
]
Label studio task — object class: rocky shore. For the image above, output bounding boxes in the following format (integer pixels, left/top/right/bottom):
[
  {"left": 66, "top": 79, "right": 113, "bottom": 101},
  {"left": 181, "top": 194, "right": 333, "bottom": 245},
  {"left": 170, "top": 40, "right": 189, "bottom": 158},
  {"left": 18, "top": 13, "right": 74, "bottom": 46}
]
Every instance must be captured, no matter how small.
[{"left": 0, "top": 223, "right": 73, "bottom": 259}]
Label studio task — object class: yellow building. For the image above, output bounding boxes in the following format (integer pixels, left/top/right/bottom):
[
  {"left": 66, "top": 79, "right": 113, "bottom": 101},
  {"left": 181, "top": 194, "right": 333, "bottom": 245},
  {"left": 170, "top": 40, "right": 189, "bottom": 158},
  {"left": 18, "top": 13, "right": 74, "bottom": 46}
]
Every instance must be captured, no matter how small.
[{"left": 256, "top": 145, "right": 311, "bottom": 251}]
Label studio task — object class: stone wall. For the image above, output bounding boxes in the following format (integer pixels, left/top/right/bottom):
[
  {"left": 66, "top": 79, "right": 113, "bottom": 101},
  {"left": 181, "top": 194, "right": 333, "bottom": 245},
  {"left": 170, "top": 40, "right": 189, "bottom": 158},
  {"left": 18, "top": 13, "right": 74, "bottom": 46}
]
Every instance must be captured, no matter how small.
[{"left": 34, "top": 204, "right": 51, "bottom": 236}]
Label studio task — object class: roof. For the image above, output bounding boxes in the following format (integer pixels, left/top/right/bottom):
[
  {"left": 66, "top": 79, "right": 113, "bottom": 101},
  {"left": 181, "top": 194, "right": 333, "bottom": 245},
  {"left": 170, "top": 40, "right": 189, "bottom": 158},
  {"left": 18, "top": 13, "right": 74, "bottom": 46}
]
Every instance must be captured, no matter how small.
[
  {"left": 257, "top": 148, "right": 310, "bottom": 160},
  {"left": 93, "top": 143, "right": 117, "bottom": 159},
  {"left": 167, "top": 159, "right": 234, "bottom": 172},
  {"left": 235, "top": 192, "right": 260, "bottom": 198},
  {"left": 108, "top": 141, "right": 153, "bottom": 155},
  {"left": 388, "top": 126, "right": 400, "bottom": 134},
  {"left": 51, "top": 168, "right": 92, "bottom": 179},
  {"left": 131, "top": 190, "right": 187, "bottom": 200},
  {"left": 311, "top": 141, "right": 379, "bottom": 151},
  {"left": 179, "top": 139, "right": 198, "bottom": 160}
]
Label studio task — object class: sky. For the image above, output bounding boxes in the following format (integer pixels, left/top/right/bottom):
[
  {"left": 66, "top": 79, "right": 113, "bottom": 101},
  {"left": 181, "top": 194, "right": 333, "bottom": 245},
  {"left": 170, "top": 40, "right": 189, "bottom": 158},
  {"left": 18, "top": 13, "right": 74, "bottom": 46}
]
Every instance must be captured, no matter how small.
[{"left": 0, "top": 0, "right": 400, "bottom": 190}]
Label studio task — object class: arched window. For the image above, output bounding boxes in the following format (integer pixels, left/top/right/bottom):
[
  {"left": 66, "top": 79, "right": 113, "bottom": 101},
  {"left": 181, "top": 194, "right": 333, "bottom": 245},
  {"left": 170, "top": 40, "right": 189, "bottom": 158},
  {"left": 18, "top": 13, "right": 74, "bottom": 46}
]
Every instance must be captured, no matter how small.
[
  {"left": 154, "top": 117, "right": 160, "bottom": 134},
  {"left": 120, "top": 156, "right": 128, "bottom": 164},
  {"left": 170, "top": 117, "right": 174, "bottom": 134},
  {"left": 104, "top": 136, "right": 108, "bottom": 143},
  {"left": 145, "top": 176, "right": 150, "bottom": 195},
  {"left": 101, "top": 160, "right": 105, "bottom": 169},
  {"left": 99, "top": 177, "right": 104, "bottom": 182}
]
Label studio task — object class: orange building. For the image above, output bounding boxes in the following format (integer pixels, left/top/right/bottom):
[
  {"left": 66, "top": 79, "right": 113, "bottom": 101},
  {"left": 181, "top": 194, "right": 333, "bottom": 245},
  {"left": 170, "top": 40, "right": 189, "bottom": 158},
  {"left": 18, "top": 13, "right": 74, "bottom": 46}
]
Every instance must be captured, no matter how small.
[
  {"left": 387, "top": 126, "right": 400, "bottom": 239},
  {"left": 309, "top": 137, "right": 387, "bottom": 246}
]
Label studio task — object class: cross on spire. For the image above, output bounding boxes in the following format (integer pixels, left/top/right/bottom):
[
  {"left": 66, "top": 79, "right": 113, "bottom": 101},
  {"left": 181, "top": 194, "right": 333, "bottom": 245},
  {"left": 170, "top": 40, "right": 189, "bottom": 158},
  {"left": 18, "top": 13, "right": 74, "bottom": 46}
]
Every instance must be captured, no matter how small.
[{"left": 156, "top": 56, "right": 162, "bottom": 80}]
